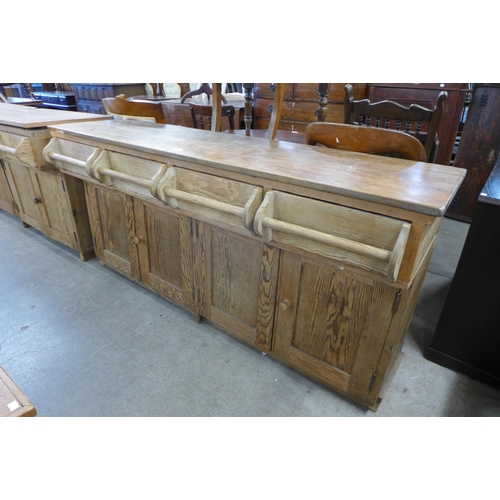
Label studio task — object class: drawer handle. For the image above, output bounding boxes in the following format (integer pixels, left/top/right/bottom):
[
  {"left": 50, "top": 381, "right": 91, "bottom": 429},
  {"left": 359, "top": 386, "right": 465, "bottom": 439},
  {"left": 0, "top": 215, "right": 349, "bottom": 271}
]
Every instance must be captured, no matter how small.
[
  {"left": 33, "top": 197, "right": 42, "bottom": 204},
  {"left": 45, "top": 151, "right": 88, "bottom": 170},
  {"left": 96, "top": 167, "right": 151, "bottom": 189},
  {"left": 0, "top": 144, "right": 17, "bottom": 155},
  {"left": 0, "top": 138, "right": 37, "bottom": 167},
  {"left": 157, "top": 167, "right": 262, "bottom": 231},
  {"left": 261, "top": 216, "right": 392, "bottom": 262}
]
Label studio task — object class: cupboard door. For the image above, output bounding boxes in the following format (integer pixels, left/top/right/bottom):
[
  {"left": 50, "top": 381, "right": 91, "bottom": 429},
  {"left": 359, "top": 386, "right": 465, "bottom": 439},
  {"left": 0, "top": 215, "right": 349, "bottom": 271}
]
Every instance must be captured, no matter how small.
[
  {"left": 0, "top": 160, "right": 16, "bottom": 215},
  {"left": 30, "top": 170, "right": 74, "bottom": 249},
  {"left": 4, "top": 162, "right": 42, "bottom": 230},
  {"left": 133, "top": 199, "right": 195, "bottom": 313},
  {"left": 199, "top": 223, "right": 279, "bottom": 351},
  {"left": 86, "top": 183, "right": 140, "bottom": 281},
  {"left": 273, "top": 252, "right": 398, "bottom": 405}
]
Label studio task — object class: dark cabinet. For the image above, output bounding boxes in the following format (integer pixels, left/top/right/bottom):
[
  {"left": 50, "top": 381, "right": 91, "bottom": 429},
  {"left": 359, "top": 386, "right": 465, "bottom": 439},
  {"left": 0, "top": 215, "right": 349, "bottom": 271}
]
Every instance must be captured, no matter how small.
[
  {"left": 427, "top": 164, "right": 500, "bottom": 389},
  {"left": 72, "top": 83, "right": 146, "bottom": 114},
  {"left": 253, "top": 83, "right": 366, "bottom": 134},
  {"left": 445, "top": 84, "right": 500, "bottom": 221}
]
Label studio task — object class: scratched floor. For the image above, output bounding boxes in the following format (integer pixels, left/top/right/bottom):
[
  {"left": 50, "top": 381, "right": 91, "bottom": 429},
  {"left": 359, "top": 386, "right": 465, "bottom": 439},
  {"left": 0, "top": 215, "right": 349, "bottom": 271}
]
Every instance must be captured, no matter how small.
[{"left": 1, "top": 209, "right": 500, "bottom": 417}]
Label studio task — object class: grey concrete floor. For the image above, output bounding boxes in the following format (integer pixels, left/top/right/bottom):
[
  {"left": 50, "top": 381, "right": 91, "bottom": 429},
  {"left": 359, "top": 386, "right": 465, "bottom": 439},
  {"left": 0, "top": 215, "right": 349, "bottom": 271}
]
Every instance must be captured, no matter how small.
[{"left": 1, "top": 209, "right": 500, "bottom": 417}]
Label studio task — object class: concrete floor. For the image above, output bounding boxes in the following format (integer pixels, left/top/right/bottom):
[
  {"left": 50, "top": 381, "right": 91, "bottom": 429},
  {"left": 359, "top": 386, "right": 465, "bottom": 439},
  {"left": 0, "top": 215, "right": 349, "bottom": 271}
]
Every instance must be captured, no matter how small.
[{"left": 1, "top": 209, "right": 500, "bottom": 417}]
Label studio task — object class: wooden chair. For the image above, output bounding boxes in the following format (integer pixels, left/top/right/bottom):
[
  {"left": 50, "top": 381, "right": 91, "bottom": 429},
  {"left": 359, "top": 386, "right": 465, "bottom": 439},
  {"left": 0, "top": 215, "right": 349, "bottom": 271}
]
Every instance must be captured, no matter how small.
[
  {"left": 145, "top": 83, "right": 185, "bottom": 98},
  {"left": 344, "top": 83, "right": 447, "bottom": 162},
  {"left": 306, "top": 122, "right": 426, "bottom": 161},
  {"left": 227, "top": 83, "right": 286, "bottom": 140},
  {"left": 102, "top": 94, "right": 167, "bottom": 124},
  {"left": 230, "top": 83, "right": 333, "bottom": 143},
  {"left": 181, "top": 83, "right": 228, "bottom": 104},
  {"left": 190, "top": 103, "right": 236, "bottom": 130}
]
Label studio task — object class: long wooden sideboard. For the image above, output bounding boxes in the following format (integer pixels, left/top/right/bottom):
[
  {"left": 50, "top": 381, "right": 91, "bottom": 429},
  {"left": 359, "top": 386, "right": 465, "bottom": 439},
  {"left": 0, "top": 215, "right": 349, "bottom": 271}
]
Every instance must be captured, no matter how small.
[
  {"left": 42, "top": 120, "right": 464, "bottom": 410},
  {"left": 0, "top": 104, "right": 111, "bottom": 260}
]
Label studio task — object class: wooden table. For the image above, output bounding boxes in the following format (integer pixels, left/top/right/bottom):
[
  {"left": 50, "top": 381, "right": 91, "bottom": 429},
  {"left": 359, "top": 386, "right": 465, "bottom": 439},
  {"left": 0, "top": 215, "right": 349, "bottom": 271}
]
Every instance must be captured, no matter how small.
[
  {"left": 0, "top": 104, "right": 111, "bottom": 260},
  {"left": 43, "top": 120, "right": 465, "bottom": 410},
  {"left": 0, "top": 367, "right": 36, "bottom": 417},
  {"left": 6, "top": 97, "right": 43, "bottom": 107}
]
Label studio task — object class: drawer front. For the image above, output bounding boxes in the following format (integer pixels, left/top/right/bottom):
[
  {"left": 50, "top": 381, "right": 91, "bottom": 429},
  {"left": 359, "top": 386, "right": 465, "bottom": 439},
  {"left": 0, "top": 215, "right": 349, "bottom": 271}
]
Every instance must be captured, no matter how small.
[
  {"left": 43, "top": 138, "right": 102, "bottom": 177},
  {"left": 254, "top": 191, "right": 411, "bottom": 281},
  {"left": 155, "top": 166, "right": 263, "bottom": 233},
  {"left": 0, "top": 131, "right": 37, "bottom": 168},
  {"left": 44, "top": 138, "right": 169, "bottom": 200}
]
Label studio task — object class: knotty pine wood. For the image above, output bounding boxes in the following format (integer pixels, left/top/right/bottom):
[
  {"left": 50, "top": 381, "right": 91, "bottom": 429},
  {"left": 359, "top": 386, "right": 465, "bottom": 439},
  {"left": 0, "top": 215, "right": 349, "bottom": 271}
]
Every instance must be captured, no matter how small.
[
  {"left": 42, "top": 120, "right": 465, "bottom": 409},
  {"left": 0, "top": 106, "right": 110, "bottom": 260},
  {"left": 0, "top": 160, "right": 16, "bottom": 214},
  {"left": 0, "top": 103, "right": 111, "bottom": 128},
  {"left": 0, "top": 367, "right": 36, "bottom": 417},
  {"left": 47, "top": 120, "right": 465, "bottom": 217}
]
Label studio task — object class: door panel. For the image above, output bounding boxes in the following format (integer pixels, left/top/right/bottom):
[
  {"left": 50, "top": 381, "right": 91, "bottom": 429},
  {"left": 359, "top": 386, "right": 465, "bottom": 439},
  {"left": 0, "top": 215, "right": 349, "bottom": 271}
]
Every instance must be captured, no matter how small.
[
  {"left": 0, "top": 160, "right": 16, "bottom": 215},
  {"left": 86, "top": 183, "right": 139, "bottom": 280},
  {"left": 274, "top": 251, "right": 397, "bottom": 404},
  {"left": 4, "top": 162, "right": 41, "bottom": 229},
  {"left": 32, "top": 170, "right": 73, "bottom": 247},
  {"left": 134, "top": 199, "right": 195, "bottom": 313},
  {"left": 200, "top": 223, "right": 279, "bottom": 350}
]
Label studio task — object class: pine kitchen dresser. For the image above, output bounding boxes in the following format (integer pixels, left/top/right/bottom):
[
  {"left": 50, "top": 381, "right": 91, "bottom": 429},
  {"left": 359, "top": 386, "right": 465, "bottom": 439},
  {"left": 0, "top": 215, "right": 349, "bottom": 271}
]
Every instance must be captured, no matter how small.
[
  {"left": 43, "top": 119, "right": 465, "bottom": 410},
  {"left": 0, "top": 104, "right": 111, "bottom": 260}
]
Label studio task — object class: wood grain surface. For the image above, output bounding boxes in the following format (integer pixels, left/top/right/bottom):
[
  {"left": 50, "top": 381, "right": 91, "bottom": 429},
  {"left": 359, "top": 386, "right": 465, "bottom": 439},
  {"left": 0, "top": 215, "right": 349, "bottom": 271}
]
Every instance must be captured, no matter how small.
[
  {"left": 0, "top": 103, "right": 111, "bottom": 128},
  {"left": 48, "top": 120, "right": 465, "bottom": 216}
]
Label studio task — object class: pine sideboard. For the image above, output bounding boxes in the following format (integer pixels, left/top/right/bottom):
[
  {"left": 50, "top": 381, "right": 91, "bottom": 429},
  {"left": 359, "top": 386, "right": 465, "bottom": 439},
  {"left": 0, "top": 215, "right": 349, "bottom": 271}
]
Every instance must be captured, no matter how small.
[
  {"left": 0, "top": 104, "right": 111, "bottom": 260},
  {"left": 43, "top": 120, "right": 465, "bottom": 410}
]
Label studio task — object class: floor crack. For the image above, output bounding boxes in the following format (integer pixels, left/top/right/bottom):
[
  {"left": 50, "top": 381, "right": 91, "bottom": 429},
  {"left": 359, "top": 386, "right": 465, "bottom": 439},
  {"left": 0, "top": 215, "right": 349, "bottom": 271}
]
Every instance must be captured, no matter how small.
[
  {"left": 0, "top": 339, "right": 73, "bottom": 366},
  {"left": 0, "top": 320, "right": 41, "bottom": 351}
]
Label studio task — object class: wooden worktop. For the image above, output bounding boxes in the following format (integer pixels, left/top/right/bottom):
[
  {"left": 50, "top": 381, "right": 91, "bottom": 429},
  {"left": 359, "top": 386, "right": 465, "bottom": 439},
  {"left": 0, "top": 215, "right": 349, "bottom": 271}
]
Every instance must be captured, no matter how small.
[
  {"left": 0, "top": 103, "right": 111, "bottom": 129},
  {"left": 48, "top": 119, "right": 466, "bottom": 216}
]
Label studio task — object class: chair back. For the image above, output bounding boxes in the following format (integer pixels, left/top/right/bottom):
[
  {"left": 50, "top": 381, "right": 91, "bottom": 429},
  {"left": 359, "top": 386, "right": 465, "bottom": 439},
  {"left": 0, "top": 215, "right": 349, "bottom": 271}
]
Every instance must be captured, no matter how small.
[
  {"left": 344, "top": 84, "right": 447, "bottom": 162},
  {"left": 305, "top": 122, "right": 426, "bottom": 161},
  {"left": 190, "top": 103, "right": 236, "bottom": 130},
  {"left": 102, "top": 94, "right": 167, "bottom": 123},
  {"left": 145, "top": 83, "right": 184, "bottom": 98}
]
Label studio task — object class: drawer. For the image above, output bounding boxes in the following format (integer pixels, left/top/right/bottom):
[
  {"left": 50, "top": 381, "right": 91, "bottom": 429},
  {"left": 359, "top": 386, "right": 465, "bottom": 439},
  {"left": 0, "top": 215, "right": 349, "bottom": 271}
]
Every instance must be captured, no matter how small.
[
  {"left": 0, "top": 131, "right": 37, "bottom": 168},
  {"left": 155, "top": 166, "right": 262, "bottom": 233},
  {"left": 43, "top": 138, "right": 169, "bottom": 200},
  {"left": 44, "top": 138, "right": 102, "bottom": 177},
  {"left": 254, "top": 191, "right": 411, "bottom": 281}
]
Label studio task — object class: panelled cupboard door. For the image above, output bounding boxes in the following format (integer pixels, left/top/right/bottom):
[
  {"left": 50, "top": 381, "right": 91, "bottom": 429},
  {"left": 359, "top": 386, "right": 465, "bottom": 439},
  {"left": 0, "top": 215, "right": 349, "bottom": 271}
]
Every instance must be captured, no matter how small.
[
  {"left": 85, "top": 183, "right": 195, "bottom": 313},
  {"left": 273, "top": 251, "right": 398, "bottom": 406},
  {"left": 0, "top": 160, "right": 16, "bottom": 215},
  {"left": 30, "top": 170, "right": 74, "bottom": 249},
  {"left": 133, "top": 199, "right": 195, "bottom": 313},
  {"left": 85, "top": 183, "right": 141, "bottom": 281},
  {"left": 198, "top": 223, "right": 279, "bottom": 351},
  {"left": 4, "top": 161, "right": 42, "bottom": 230}
]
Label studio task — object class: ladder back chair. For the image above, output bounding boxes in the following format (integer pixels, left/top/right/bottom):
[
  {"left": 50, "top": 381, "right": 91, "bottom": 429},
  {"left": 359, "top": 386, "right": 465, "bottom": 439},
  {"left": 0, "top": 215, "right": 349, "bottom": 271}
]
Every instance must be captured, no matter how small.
[
  {"left": 344, "top": 84, "right": 447, "bottom": 162},
  {"left": 306, "top": 122, "right": 427, "bottom": 161},
  {"left": 102, "top": 94, "right": 168, "bottom": 123},
  {"left": 190, "top": 103, "right": 236, "bottom": 130}
]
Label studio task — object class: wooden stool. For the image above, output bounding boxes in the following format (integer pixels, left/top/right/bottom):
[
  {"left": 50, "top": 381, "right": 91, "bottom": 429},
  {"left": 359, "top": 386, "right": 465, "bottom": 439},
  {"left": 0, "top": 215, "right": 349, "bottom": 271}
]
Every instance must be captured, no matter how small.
[{"left": 0, "top": 367, "right": 37, "bottom": 417}]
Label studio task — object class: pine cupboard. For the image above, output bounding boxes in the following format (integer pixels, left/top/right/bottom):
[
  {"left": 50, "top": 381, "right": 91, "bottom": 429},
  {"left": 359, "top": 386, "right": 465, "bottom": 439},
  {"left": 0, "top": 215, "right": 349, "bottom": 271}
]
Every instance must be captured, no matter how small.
[
  {"left": 0, "top": 104, "right": 111, "bottom": 260},
  {"left": 43, "top": 120, "right": 465, "bottom": 410}
]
